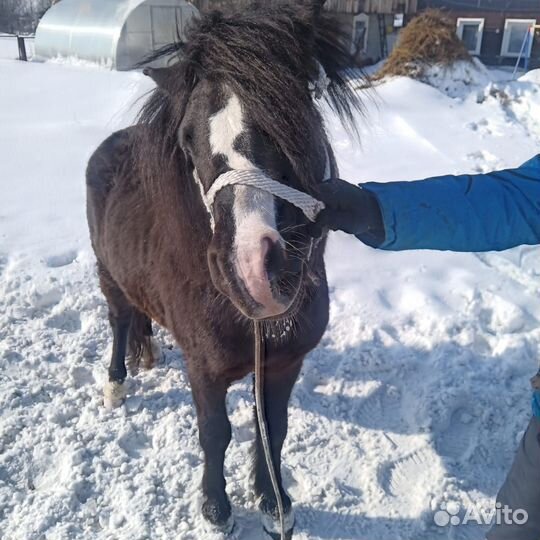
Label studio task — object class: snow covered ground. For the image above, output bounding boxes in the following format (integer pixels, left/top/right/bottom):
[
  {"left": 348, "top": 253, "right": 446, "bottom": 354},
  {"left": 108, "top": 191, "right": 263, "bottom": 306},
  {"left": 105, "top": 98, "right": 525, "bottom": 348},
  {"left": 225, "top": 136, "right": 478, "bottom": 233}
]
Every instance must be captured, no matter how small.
[{"left": 1, "top": 54, "right": 539, "bottom": 540}]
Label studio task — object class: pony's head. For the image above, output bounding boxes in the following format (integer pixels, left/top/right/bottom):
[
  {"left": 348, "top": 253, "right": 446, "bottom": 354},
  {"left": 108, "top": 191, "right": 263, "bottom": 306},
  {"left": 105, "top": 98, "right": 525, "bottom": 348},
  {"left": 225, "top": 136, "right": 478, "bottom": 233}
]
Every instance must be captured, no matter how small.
[{"left": 139, "top": 4, "right": 362, "bottom": 320}]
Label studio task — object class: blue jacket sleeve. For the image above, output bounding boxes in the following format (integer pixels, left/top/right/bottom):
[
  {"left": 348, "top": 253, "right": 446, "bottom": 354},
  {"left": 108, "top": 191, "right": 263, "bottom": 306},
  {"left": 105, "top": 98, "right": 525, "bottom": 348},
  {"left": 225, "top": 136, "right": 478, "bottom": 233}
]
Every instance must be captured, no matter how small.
[{"left": 363, "top": 155, "right": 540, "bottom": 252}]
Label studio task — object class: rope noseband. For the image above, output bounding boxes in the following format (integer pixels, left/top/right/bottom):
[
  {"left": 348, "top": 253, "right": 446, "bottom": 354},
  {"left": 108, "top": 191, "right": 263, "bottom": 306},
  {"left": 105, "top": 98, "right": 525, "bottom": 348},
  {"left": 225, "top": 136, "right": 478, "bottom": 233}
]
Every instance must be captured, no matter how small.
[{"left": 200, "top": 169, "right": 325, "bottom": 230}]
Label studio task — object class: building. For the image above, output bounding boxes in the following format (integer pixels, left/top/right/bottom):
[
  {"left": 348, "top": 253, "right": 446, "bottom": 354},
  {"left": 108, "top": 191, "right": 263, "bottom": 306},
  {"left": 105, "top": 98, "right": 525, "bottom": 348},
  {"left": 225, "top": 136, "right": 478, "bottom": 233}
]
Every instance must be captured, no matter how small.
[
  {"left": 8, "top": 0, "right": 419, "bottom": 67},
  {"left": 420, "top": 0, "right": 540, "bottom": 68},
  {"left": 324, "top": 0, "right": 419, "bottom": 64},
  {"left": 191, "top": 1, "right": 419, "bottom": 65}
]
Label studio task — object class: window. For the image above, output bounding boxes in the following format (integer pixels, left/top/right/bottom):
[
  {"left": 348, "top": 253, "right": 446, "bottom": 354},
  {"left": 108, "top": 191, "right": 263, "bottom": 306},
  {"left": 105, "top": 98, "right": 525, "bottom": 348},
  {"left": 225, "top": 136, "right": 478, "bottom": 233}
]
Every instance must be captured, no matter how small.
[
  {"left": 456, "top": 18, "right": 484, "bottom": 56},
  {"left": 501, "top": 19, "right": 536, "bottom": 58}
]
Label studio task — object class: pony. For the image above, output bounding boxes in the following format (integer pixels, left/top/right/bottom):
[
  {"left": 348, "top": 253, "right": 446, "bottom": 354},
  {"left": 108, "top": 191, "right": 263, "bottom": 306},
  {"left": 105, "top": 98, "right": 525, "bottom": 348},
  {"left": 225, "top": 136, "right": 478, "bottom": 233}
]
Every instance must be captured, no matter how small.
[{"left": 86, "top": 4, "right": 362, "bottom": 538}]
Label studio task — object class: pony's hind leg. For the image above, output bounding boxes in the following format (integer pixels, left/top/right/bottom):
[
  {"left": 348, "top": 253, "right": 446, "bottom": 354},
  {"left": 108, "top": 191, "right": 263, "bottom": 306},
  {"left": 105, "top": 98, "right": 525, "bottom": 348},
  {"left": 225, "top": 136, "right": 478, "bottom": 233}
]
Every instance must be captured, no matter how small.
[
  {"left": 98, "top": 263, "right": 132, "bottom": 409},
  {"left": 128, "top": 310, "right": 161, "bottom": 372},
  {"left": 254, "top": 359, "right": 303, "bottom": 540}
]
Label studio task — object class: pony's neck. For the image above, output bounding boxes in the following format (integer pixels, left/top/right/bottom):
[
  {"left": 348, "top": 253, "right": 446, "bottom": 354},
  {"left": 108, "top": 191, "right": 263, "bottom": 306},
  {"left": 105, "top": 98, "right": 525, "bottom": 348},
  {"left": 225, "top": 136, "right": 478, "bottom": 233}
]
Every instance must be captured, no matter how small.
[{"left": 152, "top": 157, "right": 213, "bottom": 276}]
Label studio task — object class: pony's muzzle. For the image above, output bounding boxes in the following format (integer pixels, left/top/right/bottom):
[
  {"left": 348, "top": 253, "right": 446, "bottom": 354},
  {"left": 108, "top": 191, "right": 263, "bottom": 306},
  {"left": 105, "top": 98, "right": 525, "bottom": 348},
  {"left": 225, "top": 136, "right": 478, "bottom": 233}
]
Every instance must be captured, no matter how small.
[{"left": 236, "top": 230, "right": 290, "bottom": 319}]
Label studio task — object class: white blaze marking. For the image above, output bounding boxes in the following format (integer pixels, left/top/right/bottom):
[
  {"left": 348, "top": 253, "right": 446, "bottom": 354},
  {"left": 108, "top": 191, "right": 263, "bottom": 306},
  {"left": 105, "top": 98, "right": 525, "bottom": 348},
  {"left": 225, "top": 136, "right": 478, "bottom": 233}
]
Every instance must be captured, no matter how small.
[
  {"left": 209, "top": 94, "right": 254, "bottom": 171},
  {"left": 208, "top": 92, "right": 283, "bottom": 310},
  {"left": 208, "top": 92, "right": 279, "bottom": 240}
]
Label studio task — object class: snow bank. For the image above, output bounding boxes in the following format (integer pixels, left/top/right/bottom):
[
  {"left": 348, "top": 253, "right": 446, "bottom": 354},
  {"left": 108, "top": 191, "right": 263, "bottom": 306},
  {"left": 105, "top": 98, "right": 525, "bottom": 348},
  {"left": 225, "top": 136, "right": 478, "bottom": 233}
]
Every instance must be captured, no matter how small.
[
  {"left": 422, "top": 58, "right": 492, "bottom": 98},
  {"left": 0, "top": 58, "right": 539, "bottom": 540},
  {"left": 519, "top": 68, "right": 540, "bottom": 85}
]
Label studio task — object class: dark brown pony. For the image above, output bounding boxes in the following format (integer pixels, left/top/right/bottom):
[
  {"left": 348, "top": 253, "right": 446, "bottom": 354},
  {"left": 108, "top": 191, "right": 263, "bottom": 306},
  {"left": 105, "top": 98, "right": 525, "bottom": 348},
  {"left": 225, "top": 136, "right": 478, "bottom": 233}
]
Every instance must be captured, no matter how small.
[{"left": 86, "top": 4, "right": 362, "bottom": 538}]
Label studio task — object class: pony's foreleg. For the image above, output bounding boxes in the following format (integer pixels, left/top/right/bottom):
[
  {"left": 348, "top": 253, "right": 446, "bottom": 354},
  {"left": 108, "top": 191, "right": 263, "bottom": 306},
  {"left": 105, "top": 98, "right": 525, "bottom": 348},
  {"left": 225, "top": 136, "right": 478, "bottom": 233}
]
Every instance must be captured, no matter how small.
[
  {"left": 98, "top": 263, "right": 132, "bottom": 408},
  {"left": 189, "top": 369, "right": 233, "bottom": 533},
  {"left": 103, "top": 308, "right": 132, "bottom": 408},
  {"left": 254, "top": 358, "right": 302, "bottom": 540}
]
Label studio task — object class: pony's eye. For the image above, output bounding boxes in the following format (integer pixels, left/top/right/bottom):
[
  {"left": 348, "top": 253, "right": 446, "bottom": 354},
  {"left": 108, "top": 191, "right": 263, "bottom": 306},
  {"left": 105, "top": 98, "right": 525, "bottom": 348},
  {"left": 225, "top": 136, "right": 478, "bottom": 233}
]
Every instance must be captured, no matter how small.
[{"left": 181, "top": 127, "right": 194, "bottom": 147}]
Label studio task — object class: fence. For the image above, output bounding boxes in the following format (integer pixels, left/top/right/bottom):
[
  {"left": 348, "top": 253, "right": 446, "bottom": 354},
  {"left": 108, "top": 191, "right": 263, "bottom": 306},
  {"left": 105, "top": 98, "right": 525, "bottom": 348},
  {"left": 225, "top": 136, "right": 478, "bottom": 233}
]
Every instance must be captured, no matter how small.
[{"left": 0, "top": 33, "right": 35, "bottom": 61}]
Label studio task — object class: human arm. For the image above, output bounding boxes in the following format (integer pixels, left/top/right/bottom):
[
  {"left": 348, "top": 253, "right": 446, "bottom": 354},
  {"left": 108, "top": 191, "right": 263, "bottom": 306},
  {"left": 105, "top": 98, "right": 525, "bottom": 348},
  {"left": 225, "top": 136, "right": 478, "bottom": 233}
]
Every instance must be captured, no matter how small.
[{"left": 316, "top": 155, "right": 540, "bottom": 252}]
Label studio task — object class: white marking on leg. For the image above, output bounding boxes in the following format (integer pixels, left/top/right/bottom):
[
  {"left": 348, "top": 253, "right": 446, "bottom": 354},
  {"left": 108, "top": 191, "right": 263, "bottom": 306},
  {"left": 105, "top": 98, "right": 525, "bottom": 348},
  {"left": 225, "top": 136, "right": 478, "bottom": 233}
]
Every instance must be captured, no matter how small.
[{"left": 103, "top": 380, "right": 127, "bottom": 409}]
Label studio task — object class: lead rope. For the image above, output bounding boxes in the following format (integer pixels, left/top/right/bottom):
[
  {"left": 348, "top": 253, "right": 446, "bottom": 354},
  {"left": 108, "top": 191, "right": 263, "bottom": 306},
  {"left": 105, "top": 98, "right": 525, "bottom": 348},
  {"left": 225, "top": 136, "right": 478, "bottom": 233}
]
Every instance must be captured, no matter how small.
[
  {"left": 252, "top": 239, "right": 315, "bottom": 540},
  {"left": 199, "top": 166, "right": 327, "bottom": 540},
  {"left": 254, "top": 320, "right": 286, "bottom": 540}
]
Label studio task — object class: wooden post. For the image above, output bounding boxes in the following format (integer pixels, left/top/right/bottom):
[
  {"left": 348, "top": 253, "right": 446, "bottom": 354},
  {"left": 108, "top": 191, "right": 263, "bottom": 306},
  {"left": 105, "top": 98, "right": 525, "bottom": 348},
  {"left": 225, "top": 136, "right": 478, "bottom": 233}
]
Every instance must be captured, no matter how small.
[{"left": 17, "top": 36, "right": 28, "bottom": 62}]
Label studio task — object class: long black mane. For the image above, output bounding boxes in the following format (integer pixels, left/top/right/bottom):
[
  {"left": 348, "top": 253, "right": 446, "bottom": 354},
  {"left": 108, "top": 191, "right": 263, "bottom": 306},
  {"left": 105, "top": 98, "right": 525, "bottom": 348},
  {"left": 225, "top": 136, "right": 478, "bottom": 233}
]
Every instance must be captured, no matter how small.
[{"left": 137, "top": 4, "right": 363, "bottom": 191}]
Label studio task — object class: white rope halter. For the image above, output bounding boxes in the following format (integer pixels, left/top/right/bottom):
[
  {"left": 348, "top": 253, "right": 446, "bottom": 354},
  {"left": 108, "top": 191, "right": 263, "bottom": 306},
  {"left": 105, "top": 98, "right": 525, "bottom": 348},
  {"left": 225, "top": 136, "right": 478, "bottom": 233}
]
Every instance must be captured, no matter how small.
[{"left": 201, "top": 169, "right": 326, "bottom": 230}]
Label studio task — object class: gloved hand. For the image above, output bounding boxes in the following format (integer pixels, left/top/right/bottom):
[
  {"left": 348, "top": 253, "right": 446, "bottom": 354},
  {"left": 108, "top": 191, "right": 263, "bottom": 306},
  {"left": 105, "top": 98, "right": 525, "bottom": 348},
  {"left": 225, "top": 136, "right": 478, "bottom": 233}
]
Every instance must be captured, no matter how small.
[{"left": 309, "top": 179, "right": 385, "bottom": 245}]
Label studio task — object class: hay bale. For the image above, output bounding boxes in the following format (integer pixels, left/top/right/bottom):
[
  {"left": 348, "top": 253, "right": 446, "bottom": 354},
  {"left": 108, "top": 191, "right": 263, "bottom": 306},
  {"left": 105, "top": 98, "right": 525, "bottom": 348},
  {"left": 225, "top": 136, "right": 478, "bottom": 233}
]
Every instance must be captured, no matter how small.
[{"left": 375, "top": 10, "right": 472, "bottom": 81}]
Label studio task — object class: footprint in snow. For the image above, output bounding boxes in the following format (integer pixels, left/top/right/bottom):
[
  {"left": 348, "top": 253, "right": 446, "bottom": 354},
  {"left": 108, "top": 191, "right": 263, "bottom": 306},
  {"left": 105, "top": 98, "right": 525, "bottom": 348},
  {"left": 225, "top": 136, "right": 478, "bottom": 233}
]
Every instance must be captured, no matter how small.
[
  {"left": 70, "top": 365, "right": 95, "bottom": 388},
  {"left": 436, "top": 407, "right": 477, "bottom": 460},
  {"left": 45, "top": 309, "right": 82, "bottom": 333},
  {"left": 45, "top": 250, "right": 78, "bottom": 268},
  {"left": 466, "top": 118, "right": 486, "bottom": 132},
  {"left": 471, "top": 290, "right": 530, "bottom": 334},
  {"left": 29, "top": 286, "right": 63, "bottom": 310},
  {"left": 466, "top": 117, "right": 502, "bottom": 138},
  {"left": 379, "top": 448, "right": 433, "bottom": 499},
  {"left": 466, "top": 150, "right": 502, "bottom": 174},
  {"left": 117, "top": 428, "right": 151, "bottom": 459},
  {"left": 354, "top": 384, "right": 403, "bottom": 432}
]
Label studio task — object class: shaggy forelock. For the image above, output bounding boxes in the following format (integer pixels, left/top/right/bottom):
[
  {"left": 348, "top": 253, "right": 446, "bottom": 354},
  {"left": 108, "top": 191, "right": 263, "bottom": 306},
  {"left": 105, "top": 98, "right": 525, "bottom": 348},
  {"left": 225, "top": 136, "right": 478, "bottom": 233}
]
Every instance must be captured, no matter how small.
[{"left": 138, "top": 4, "right": 363, "bottom": 190}]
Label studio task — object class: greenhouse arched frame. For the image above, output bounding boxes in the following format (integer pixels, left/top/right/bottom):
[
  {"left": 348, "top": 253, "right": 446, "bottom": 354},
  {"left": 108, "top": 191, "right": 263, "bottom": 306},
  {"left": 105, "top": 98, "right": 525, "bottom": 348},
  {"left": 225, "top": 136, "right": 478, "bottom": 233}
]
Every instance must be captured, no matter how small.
[{"left": 34, "top": 0, "right": 199, "bottom": 70}]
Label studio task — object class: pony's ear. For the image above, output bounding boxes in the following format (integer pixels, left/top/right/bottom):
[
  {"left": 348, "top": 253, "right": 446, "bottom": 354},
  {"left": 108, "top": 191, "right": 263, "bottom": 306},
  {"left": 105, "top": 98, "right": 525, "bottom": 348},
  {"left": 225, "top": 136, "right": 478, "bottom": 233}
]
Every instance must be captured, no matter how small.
[{"left": 143, "top": 67, "right": 175, "bottom": 93}]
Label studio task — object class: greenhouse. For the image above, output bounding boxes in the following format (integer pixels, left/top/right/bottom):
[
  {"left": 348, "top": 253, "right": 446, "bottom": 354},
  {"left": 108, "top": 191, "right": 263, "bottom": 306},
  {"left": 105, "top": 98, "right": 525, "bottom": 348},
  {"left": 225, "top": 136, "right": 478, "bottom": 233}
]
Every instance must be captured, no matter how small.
[{"left": 34, "top": 0, "right": 199, "bottom": 70}]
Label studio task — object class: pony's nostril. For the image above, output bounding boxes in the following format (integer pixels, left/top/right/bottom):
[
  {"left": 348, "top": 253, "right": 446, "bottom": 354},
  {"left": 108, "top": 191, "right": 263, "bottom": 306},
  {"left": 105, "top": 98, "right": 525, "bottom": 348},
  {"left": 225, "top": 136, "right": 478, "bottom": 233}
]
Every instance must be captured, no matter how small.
[{"left": 263, "top": 236, "right": 285, "bottom": 283}]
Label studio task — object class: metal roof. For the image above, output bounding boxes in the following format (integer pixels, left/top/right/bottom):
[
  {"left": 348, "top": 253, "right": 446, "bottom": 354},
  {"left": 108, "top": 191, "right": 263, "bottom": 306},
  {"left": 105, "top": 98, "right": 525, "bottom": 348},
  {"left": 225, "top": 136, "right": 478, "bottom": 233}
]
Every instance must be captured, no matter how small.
[
  {"left": 34, "top": 0, "right": 198, "bottom": 69},
  {"left": 419, "top": 0, "right": 540, "bottom": 12}
]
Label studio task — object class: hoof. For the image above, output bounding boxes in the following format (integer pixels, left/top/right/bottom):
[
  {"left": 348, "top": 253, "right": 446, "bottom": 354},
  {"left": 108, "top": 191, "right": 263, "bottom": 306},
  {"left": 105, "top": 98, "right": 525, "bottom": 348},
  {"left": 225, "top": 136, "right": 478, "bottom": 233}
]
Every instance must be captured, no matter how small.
[
  {"left": 202, "top": 515, "right": 235, "bottom": 537},
  {"left": 103, "top": 380, "right": 127, "bottom": 409},
  {"left": 202, "top": 497, "right": 234, "bottom": 535},
  {"left": 261, "top": 508, "right": 295, "bottom": 540},
  {"left": 531, "top": 373, "right": 540, "bottom": 390}
]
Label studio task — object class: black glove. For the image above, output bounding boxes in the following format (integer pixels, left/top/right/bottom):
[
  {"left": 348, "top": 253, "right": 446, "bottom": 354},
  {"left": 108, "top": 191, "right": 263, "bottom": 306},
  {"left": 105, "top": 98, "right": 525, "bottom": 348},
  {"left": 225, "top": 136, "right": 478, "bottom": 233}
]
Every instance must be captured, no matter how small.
[{"left": 309, "top": 179, "right": 385, "bottom": 245}]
